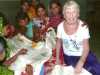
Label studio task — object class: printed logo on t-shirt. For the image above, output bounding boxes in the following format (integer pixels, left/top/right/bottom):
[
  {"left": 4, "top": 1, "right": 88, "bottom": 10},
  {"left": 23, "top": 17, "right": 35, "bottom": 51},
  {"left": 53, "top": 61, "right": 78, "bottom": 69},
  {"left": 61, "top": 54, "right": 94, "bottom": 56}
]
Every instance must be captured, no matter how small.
[
  {"left": 70, "top": 39, "right": 80, "bottom": 50},
  {"left": 63, "top": 39, "right": 82, "bottom": 52},
  {"left": 63, "top": 39, "right": 69, "bottom": 49}
]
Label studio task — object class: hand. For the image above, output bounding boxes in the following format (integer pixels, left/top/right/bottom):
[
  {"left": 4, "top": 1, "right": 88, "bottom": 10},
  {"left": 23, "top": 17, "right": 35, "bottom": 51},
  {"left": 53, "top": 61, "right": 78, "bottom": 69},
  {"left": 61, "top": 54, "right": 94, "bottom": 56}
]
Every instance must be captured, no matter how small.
[
  {"left": 41, "top": 25, "right": 46, "bottom": 30},
  {"left": 74, "top": 61, "right": 83, "bottom": 75},
  {"left": 62, "top": 63, "right": 67, "bottom": 66},
  {"left": 25, "top": 64, "right": 33, "bottom": 75},
  {"left": 74, "top": 66, "right": 82, "bottom": 75},
  {"left": 17, "top": 48, "right": 27, "bottom": 55}
]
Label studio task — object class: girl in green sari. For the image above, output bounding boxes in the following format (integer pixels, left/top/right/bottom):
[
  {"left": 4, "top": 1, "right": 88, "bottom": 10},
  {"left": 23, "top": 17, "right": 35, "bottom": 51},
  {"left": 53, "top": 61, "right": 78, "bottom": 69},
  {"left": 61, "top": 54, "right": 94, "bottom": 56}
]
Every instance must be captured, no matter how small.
[
  {"left": 0, "top": 36, "right": 27, "bottom": 75},
  {"left": 0, "top": 36, "right": 14, "bottom": 75}
]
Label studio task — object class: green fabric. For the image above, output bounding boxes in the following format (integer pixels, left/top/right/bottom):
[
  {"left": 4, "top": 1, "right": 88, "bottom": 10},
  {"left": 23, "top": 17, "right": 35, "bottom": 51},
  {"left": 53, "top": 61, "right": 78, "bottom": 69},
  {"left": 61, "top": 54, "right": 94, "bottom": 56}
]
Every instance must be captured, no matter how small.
[
  {"left": 0, "top": 65, "right": 14, "bottom": 75},
  {"left": 6, "top": 40, "right": 15, "bottom": 58},
  {"left": 0, "top": 38, "right": 14, "bottom": 75},
  {"left": 26, "top": 21, "right": 33, "bottom": 40}
]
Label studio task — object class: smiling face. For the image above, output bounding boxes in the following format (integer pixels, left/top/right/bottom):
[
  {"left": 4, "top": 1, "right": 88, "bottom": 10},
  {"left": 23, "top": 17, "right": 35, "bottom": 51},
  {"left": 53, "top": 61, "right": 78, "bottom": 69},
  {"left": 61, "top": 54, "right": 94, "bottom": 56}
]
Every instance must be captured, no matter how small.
[
  {"left": 63, "top": 6, "right": 79, "bottom": 24},
  {"left": 63, "top": 1, "right": 80, "bottom": 24}
]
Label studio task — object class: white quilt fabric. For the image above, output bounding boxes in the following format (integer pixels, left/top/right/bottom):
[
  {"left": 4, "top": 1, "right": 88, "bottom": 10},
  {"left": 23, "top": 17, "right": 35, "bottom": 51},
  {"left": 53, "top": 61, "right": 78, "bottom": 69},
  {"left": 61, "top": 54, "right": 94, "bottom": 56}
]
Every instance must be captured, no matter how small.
[
  {"left": 50, "top": 65, "right": 92, "bottom": 75},
  {"left": 8, "top": 34, "right": 52, "bottom": 75}
]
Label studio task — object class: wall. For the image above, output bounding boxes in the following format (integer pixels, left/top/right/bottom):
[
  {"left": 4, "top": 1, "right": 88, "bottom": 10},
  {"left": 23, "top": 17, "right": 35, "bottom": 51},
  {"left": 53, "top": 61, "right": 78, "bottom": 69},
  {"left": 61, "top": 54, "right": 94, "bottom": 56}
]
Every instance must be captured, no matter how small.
[
  {"left": 0, "top": 0, "right": 20, "bottom": 25},
  {"left": 0, "top": 0, "right": 88, "bottom": 24}
]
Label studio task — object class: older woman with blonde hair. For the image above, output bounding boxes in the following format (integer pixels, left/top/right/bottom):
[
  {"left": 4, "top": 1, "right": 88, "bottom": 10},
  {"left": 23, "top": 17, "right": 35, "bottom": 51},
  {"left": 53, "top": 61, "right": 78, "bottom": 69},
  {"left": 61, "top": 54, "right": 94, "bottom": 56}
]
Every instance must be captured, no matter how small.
[{"left": 56, "top": 0, "right": 100, "bottom": 75}]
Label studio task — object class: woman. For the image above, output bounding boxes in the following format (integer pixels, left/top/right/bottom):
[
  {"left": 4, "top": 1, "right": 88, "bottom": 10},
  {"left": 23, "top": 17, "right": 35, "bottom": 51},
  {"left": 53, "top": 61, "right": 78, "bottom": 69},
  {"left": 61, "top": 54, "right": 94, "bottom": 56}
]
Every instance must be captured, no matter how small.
[
  {"left": 16, "top": 12, "right": 33, "bottom": 40},
  {"left": 56, "top": 0, "right": 100, "bottom": 75},
  {"left": 36, "top": 3, "right": 48, "bottom": 27},
  {"left": 19, "top": 0, "right": 37, "bottom": 20},
  {"left": 48, "top": 1, "right": 63, "bottom": 31},
  {"left": 34, "top": 3, "right": 49, "bottom": 41},
  {"left": 0, "top": 36, "right": 27, "bottom": 75},
  {"left": 0, "top": 12, "right": 15, "bottom": 38}
]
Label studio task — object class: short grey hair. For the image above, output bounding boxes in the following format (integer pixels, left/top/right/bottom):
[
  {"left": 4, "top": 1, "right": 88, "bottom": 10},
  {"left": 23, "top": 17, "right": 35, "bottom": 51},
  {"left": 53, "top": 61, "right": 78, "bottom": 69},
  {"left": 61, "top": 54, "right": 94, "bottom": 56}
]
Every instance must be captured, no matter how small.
[{"left": 63, "top": 0, "right": 80, "bottom": 15}]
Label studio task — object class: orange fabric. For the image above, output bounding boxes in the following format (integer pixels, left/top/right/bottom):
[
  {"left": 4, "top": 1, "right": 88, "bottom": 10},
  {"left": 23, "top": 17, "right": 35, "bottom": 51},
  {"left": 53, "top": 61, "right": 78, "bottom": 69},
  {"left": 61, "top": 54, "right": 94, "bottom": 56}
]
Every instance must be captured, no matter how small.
[{"left": 27, "top": 6, "right": 37, "bottom": 20}]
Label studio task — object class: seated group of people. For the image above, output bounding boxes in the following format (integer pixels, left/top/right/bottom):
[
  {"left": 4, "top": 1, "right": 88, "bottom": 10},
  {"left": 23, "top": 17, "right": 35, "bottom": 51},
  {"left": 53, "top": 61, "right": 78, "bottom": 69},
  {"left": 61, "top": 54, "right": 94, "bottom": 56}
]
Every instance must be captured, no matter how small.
[
  {"left": 0, "top": 1, "right": 62, "bottom": 75},
  {"left": 1, "top": 0, "right": 100, "bottom": 75}
]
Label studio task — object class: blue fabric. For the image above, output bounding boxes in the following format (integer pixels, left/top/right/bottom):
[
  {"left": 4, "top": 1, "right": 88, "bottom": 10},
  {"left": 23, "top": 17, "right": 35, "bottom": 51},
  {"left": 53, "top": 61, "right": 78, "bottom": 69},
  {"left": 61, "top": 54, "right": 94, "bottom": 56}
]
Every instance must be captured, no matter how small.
[
  {"left": 26, "top": 21, "right": 33, "bottom": 39},
  {"left": 39, "top": 65, "right": 44, "bottom": 75},
  {"left": 63, "top": 51, "right": 100, "bottom": 75}
]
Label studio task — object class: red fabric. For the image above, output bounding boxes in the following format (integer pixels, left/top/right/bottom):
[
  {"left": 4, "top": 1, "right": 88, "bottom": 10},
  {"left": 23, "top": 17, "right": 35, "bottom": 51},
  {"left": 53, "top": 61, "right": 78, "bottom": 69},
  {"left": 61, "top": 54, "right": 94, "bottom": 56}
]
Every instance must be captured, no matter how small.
[
  {"left": 44, "top": 47, "right": 64, "bottom": 75},
  {"left": 48, "top": 15, "right": 63, "bottom": 28},
  {"left": 59, "top": 47, "right": 64, "bottom": 64}
]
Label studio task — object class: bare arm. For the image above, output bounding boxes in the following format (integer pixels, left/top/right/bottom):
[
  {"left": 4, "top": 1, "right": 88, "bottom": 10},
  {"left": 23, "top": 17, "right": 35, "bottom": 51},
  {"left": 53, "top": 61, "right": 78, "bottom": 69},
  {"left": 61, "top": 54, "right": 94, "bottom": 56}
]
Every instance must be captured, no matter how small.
[
  {"left": 75, "top": 39, "right": 90, "bottom": 73},
  {"left": 80, "top": 39, "right": 89, "bottom": 64},
  {"left": 3, "top": 53, "right": 19, "bottom": 66},
  {"left": 3, "top": 49, "right": 27, "bottom": 66},
  {"left": 56, "top": 38, "right": 62, "bottom": 64}
]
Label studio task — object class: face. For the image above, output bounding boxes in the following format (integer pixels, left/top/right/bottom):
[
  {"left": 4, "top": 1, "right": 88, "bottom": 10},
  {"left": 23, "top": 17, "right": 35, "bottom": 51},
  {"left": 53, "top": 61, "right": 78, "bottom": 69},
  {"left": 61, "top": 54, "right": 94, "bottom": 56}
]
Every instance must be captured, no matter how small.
[
  {"left": 22, "top": 2, "right": 29, "bottom": 12},
  {"left": 0, "top": 50, "right": 5, "bottom": 61},
  {"left": 4, "top": 25, "right": 15, "bottom": 37},
  {"left": 0, "top": 44, "right": 5, "bottom": 61},
  {"left": 37, "top": 7, "right": 46, "bottom": 18},
  {"left": 64, "top": 6, "right": 79, "bottom": 24},
  {"left": 18, "top": 18, "right": 28, "bottom": 27},
  {"left": 51, "top": 3, "right": 60, "bottom": 15}
]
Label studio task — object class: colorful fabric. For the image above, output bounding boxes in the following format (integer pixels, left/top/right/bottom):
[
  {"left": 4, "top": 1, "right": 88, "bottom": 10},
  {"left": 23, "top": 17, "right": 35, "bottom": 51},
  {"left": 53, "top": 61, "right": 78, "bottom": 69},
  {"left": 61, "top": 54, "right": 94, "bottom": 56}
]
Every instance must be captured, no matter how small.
[
  {"left": 44, "top": 48, "right": 64, "bottom": 75},
  {"left": 48, "top": 15, "right": 63, "bottom": 29},
  {"left": 0, "top": 37, "right": 14, "bottom": 75},
  {"left": 27, "top": 6, "right": 37, "bottom": 20},
  {"left": 39, "top": 65, "right": 44, "bottom": 75},
  {"left": 0, "top": 65, "right": 14, "bottom": 75},
  {"left": 64, "top": 51, "right": 100, "bottom": 75},
  {"left": 44, "top": 28, "right": 64, "bottom": 75},
  {"left": 8, "top": 34, "right": 52, "bottom": 75},
  {"left": 26, "top": 21, "right": 33, "bottom": 39}
]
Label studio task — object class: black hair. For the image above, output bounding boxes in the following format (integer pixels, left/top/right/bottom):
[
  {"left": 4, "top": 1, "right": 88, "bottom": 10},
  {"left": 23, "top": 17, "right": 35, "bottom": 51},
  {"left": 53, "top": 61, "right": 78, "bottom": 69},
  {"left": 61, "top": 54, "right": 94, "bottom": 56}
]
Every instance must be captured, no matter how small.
[
  {"left": 0, "top": 12, "right": 9, "bottom": 25},
  {"left": 36, "top": 3, "right": 48, "bottom": 16},
  {"left": 0, "top": 36, "right": 7, "bottom": 49},
  {"left": 49, "top": 1, "right": 62, "bottom": 9},
  {"left": 20, "top": 0, "right": 29, "bottom": 6},
  {"left": 36, "top": 3, "right": 46, "bottom": 13},
  {"left": 20, "top": 0, "right": 35, "bottom": 6},
  {"left": 49, "top": 1, "right": 62, "bottom": 14},
  {"left": 16, "top": 12, "right": 30, "bottom": 22}
]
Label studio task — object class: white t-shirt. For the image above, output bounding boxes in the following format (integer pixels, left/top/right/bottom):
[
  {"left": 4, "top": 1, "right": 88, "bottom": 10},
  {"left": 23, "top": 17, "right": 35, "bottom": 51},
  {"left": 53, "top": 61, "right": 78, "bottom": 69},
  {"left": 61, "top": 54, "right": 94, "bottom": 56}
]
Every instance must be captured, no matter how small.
[{"left": 57, "top": 20, "right": 90, "bottom": 56}]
